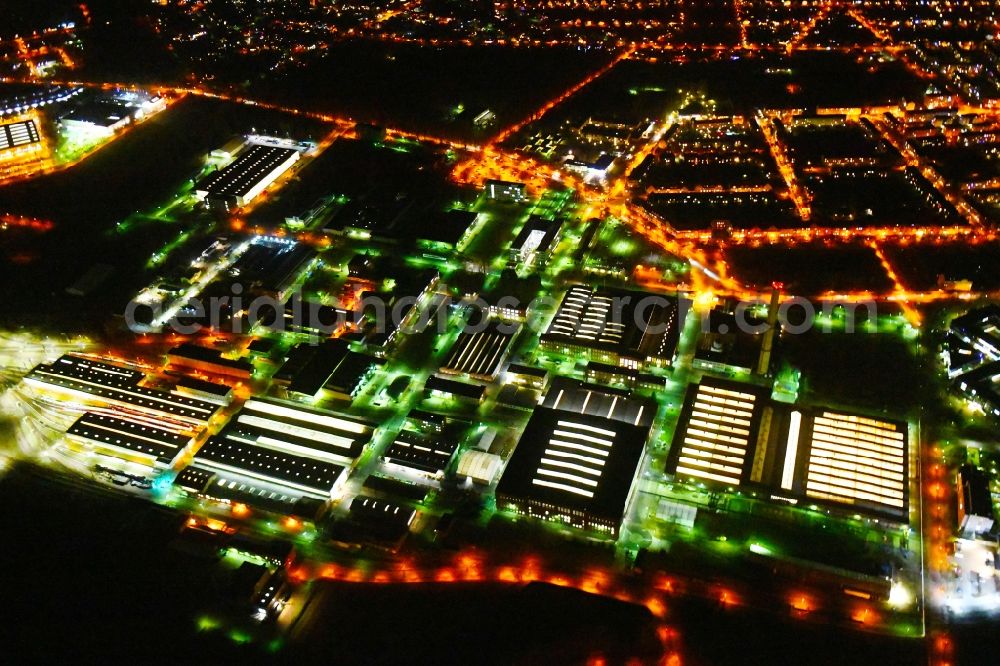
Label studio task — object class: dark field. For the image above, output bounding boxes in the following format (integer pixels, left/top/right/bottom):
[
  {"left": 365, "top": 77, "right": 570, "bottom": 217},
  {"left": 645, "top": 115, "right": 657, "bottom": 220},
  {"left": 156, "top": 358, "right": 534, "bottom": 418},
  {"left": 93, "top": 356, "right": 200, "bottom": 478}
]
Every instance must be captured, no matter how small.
[
  {"left": 724, "top": 242, "right": 894, "bottom": 295},
  {"left": 246, "top": 138, "right": 461, "bottom": 228},
  {"left": 516, "top": 50, "right": 927, "bottom": 129},
  {"left": 0, "top": 463, "right": 260, "bottom": 662},
  {"left": 246, "top": 41, "right": 613, "bottom": 142},
  {"left": 290, "top": 580, "right": 663, "bottom": 664},
  {"left": 777, "top": 329, "right": 924, "bottom": 412},
  {"left": 884, "top": 241, "right": 1000, "bottom": 291}
]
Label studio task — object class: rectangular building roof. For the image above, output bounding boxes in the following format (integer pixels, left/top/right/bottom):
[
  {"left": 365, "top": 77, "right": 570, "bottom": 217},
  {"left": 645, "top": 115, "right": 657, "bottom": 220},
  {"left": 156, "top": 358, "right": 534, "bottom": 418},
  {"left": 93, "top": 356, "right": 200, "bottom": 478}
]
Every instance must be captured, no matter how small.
[
  {"left": 666, "top": 377, "right": 769, "bottom": 487},
  {"left": 496, "top": 406, "right": 648, "bottom": 526},
  {"left": 0, "top": 118, "right": 40, "bottom": 152},
  {"left": 324, "top": 351, "right": 377, "bottom": 396},
  {"left": 348, "top": 496, "right": 416, "bottom": 541},
  {"left": 67, "top": 412, "right": 190, "bottom": 466},
  {"left": 222, "top": 397, "right": 373, "bottom": 464},
  {"left": 193, "top": 436, "right": 346, "bottom": 497},
  {"left": 541, "top": 377, "right": 656, "bottom": 428},
  {"left": 424, "top": 375, "right": 486, "bottom": 401},
  {"left": 382, "top": 430, "right": 458, "bottom": 476},
  {"left": 801, "top": 410, "right": 907, "bottom": 518},
  {"left": 26, "top": 355, "right": 219, "bottom": 424},
  {"left": 286, "top": 339, "right": 352, "bottom": 397},
  {"left": 167, "top": 343, "right": 254, "bottom": 376},
  {"left": 511, "top": 216, "right": 561, "bottom": 260},
  {"left": 197, "top": 143, "right": 299, "bottom": 200},
  {"left": 541, "top": 285, "right": 682, "bottom": 363},
  {"left": 441, "top": 321, "right": 516, "bottom": 380},
  {"left": 228, "top": 236, "right": 315, "bottom": 296}
]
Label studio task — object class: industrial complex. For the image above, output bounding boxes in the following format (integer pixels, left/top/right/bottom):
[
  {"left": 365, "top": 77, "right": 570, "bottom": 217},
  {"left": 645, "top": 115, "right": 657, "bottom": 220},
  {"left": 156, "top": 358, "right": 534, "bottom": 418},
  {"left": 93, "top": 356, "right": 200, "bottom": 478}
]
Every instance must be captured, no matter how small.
[{"left": 5, "top": 0, "right": 1000, "bottom": 661}]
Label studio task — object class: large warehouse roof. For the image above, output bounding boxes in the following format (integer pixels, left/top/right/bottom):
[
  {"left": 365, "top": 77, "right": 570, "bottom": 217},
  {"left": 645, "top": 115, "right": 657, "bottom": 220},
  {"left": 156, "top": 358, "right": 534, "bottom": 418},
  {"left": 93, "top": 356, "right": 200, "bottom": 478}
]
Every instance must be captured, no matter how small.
[
  {"left": 226, "top": 397, "right": 374, "bottom": 463},
  {"left": 497, "top": 403, "right": 648, "bottom": 531},
  {"left": 666, "top": 377, "right": 768, "bottom": 486},
  {"left": 192, "top": 437, "right": 346, "bottom": 497},
  {"left": 0, "top": 119, "right": 41, "bottom": 152},
  {"left": 541, "top": 285, "right": 682, "bottom": 364},
  {"left": 66, "top": 412, "right": 190, "bottom": 467},
  {"left": 802, "top": 410, "right": 907, "bottom": 517},
  {"left": 26, "top": 355, "right": 219, "bottom": 425},
  {"left": 197, "top": 143, "right": 299, "bottom": 200}
]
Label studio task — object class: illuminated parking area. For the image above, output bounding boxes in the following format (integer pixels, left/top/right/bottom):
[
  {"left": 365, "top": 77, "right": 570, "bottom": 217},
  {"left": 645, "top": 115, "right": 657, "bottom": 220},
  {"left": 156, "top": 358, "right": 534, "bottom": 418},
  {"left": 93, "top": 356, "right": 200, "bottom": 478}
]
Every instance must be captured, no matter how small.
[
  {"left": 667, "top": 378, "right": 766, "bottom": 487},
  {"left": 803, "top": 411, "right": 907, "bottom": 515}
]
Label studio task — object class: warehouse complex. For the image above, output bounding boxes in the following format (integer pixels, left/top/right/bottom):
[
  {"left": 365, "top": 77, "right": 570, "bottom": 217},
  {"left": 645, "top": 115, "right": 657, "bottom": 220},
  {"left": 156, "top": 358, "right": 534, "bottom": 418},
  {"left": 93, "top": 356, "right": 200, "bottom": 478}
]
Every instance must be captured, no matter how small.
[{"left": 667, "top": 377, "right": 910, "bottom": 521}]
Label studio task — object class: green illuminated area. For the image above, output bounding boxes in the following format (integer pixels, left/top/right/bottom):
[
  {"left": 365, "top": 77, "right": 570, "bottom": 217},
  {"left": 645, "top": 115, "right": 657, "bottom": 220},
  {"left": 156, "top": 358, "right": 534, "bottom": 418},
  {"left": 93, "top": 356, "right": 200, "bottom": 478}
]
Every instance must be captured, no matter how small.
[{"left": 582, "top": 217, "right": 689, "bottom": 283}]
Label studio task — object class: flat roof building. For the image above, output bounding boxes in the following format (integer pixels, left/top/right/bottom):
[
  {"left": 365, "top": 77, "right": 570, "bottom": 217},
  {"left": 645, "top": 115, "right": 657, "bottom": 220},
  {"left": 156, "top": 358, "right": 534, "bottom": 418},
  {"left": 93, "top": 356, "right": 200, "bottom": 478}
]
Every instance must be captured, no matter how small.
[
  {"left": 226, "top": 235, "right": 316, "bottom": 301},
  {"left": 958, "top": 464, "right": 995, "bottom": 537},
  {"left": 540, "top": 285, "right": 682, "bottom": 368},
  {"left": 666, "top": 377, "right": 769, "bottom": 487},
  {"left": 172, "top": 376, "right": 234, "bottom": 405},
  {"left": 424, "top": 375, "right": 486, "bottom": 403},
  {"left": 381, "top": 430, "right": 459, "bottom": 478},
  {"left": 496, "top": 399, "right": 649, "bottom": 537},
  {"left": 510, "top": 216, "right": 561, "bottom": 267},
  {"left": 0, "top": 83, "right": 80, "bottom": 115},
  {"left": 187, "top": 397, "right": 374, "bottom": 501},
  {"left": 196, "top": 140, "right": 302, "bottom": 212},
  {"left": 0, "top": 118, "right": 41, "bottom": 155},
  {"left": 441, "top": 321, "right": 517, "bottom": 381},
  {"left": 167, "top": 343, "right": 254, "bottom": 380},
  {"left": 456, "top": 450, "right": 503, "bottom": 485},
  {"left": 484, "top": 179, "right": 527, "bottom": 203},
  {"left": 60, "top": 98, "right": 132, "bottom": 137},
  {"left": 65, "top": 412, "right": 192, "bottom": 470},
  {"left": 25, "top": 355, "right": 219, "bottom": 426},
  {"left": 541, "top": 377, "right": 657, "bottom": 428},
  {"left": 344, "top": 496, "right": 416, "bottom": 546},
  {"left": 800, "top": 410, "right": 908, "bottom": 519}
]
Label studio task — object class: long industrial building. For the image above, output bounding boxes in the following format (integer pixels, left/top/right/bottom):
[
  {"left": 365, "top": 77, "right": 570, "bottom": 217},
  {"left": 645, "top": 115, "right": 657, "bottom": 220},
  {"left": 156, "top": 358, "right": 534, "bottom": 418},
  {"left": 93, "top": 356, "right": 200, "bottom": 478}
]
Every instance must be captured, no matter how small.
[
  {"left": 800, "top": 410, "right": 907, "bottom": 517},
  {"left": 25, "top": 355, "right": 220, "bottom": 427},
  {"left": 65, "top": 412, "right": 193, "bottom": 470},
  {"left": 540, "top": 285, "right": 682, "bottom": 368},
  {"left": 182, "top": 398, "right": 375, "bottom": 502},
  {"left": 195, "top": 139, "right": 302, "bottom": 211}
]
